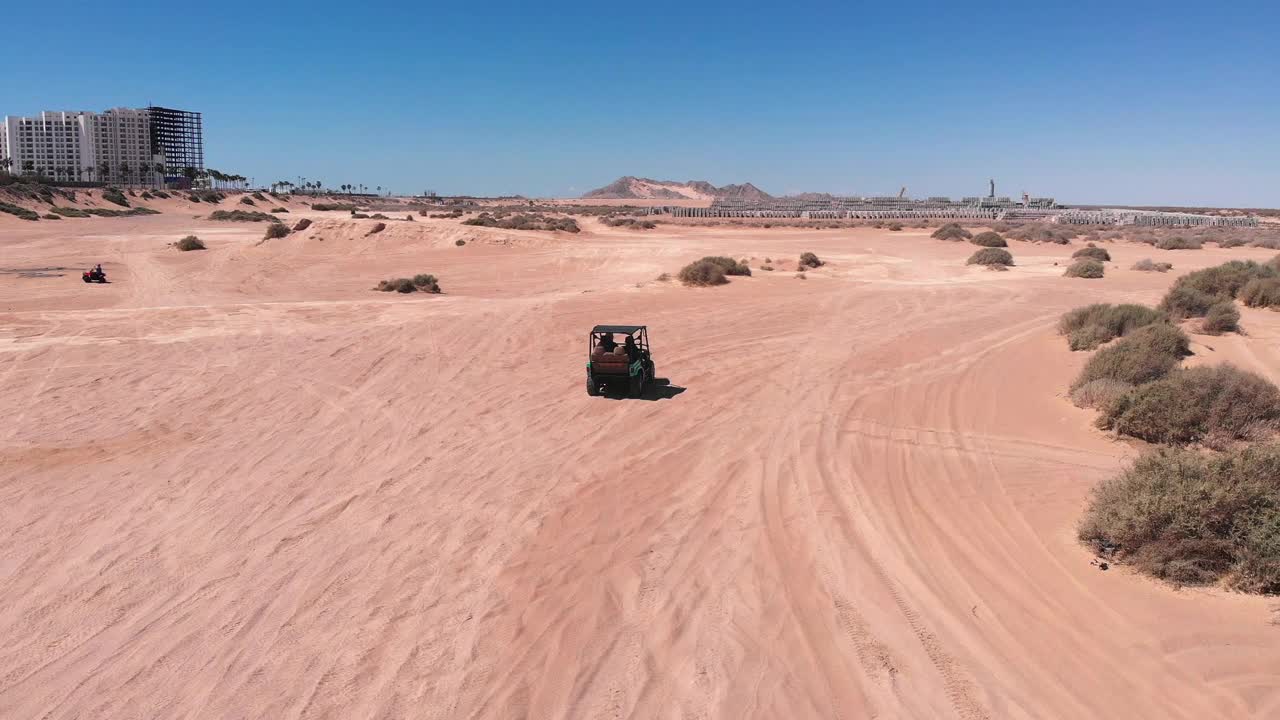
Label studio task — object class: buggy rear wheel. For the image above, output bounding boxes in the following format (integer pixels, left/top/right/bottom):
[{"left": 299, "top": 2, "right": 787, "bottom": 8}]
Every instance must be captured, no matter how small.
[
  {"left": 586, "top": 376, "right": 600, "bottom": 396},
  {"left": 629, "top": 374, "right": 643, "bottom": 398}
]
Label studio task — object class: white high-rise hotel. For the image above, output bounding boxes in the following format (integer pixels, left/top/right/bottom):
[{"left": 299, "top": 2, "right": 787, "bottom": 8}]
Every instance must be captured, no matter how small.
[{"left": 0, "top": 106, "right": 203, "bottom": 187}]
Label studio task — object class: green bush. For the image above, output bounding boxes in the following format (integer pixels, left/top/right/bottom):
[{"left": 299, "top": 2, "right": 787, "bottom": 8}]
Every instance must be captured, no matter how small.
[
  {"left": 1006, "top": 223, "right": 1077, "bottom": 244},
  {"left": 1079, "top": 443, "right": 1280, "bottom": 592},
  {"left": 1064, "top": 259, "right": 1104, "bottom": 278},
  {"left": 240, "top": 196, "right": 256, "bottom": 206},
  {"left": 175, "top": 235, "right": 205, "bottom": 251},
  {"left": 678, "top": 260, "right": 729, "bottom": 286},
  {"left": 1132, "top": 258, "right": 1172, "bottom": 272},
  {"left": 966, "top": 248, "right": 1013, "bottom": 266},
  {"left": 1200, "top": 301, "right": 1240, "bottom": 335},
  {"left": 1058, "top": 303, "right": 1167, "bottom": 351},
  {"left": 83, "top": 207, "right": 160, "bottom": 217},
  {"left": 270, "top": 207, "right": 289, "bottom": 213},
  {"left": 1240, "top": 278, "right": 1280, "bottom": 308},
  {"left": 50, "top": 206, "right": 91, "bottom": 218},
  {"left": 209, "top": 210, "right": 280, "bottom": 222},
  {"left": 1071, "top": 323, "right": 1189, "bottom": 391},
  {"left": 263, "top": 223, "right": 290, "bottom": 240},
  {"left": 102, "top": 188, "right": 129, "bottom": 207},
  {"left": 377, "top": 278, "right": 418, "bottom": 293},
  {"left": 312, "top": 202, "right": 356, "bottom": 212},
  {"left": 1159, "top": 261, "right": 1279, "bottom": 319},
  {"left": 1072, "top": 246, "right": 1111, "bottom": 262},
  {"left": 798, "top": 252, "right": 823, "bottom": 268},
  {"left": 931, "top": 223, "right": 971, "bottom": 241},
  {"left": 42, "top": 213, "right": 62, "bottom": 220},
  {"left": 1102, "top": 364, "right": 1280, "bottom": 445},
  {"left": 970, "top": 231, "right": 1007, "bottom": 247},
  {"left": 0, "top": 201, "right": 40, "bottom": 220}
]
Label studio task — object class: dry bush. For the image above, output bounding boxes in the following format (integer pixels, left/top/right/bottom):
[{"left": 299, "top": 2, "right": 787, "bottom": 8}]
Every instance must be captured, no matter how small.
[
  {"left": 1071, "top": 378, "right": 1135, "bottom": 411},
  {"left": 1072, "top": 246, "right": 1111, "bottom": 262},
  {"left": 1058, "top": 303, "right": 1167, "bottom": 351},
  {"left": 970, "top": 231, "right": 1007, "bottom": 247},
  {"left": 700, "top": 256, "right": 751, "bottom": 276},
  {"left": 1160, "top": 260, "right": 1279, "bottom": 318},
  {"left": 798, "top": 252, "right": 823, "bottom": 268},
  {"left": 1071, "top": 323, "right": 1190, "bottom": 391},
  {"left": 1103, "top": 364, "right": 1280, "bottom": 446},
  {"left": 175, "top": 235, "right": 205, "bottom": 251},
  {"left": 270, "top": 207, "right": 289, "bottom": 213},
  {"left": 1064, "top": 259, "right": 1104, "bottom": 278},
  {"left": 1132, "top": 258, "right": 1172, "bottom": 272},
  {"left": 377, "top": 274, "right": 441, "bottom": 294},
  {"left": 967, "top": 248, "right": 1013, "bottom": 266},
  {"left": 1079, "top": 443, "right": 1280, "bottom": 592},
  {"left": 312, "top": 202, "right": 356, "bottom": 211},
  {"left": 41, "top": 213, "right": 61, "bottom": 220},
  {"left": 678, "top": 260, "right": 729, "bottom": 286},
  {"left": 1200, "top": 301, "right": 1240, "bottom": 335},
  {"left": 455, "top": 239, "right": 466, "bottom": 246},
  {"left": 367, "top": 222, "right": 387, "bottom": 235},
  {"left": 931, "top": 223, "right": 971, "bottom": 241},
  {"left": 292, "top": 218, "right": 312, "bottom": 232},
  {"left": 1006, "top": 223, "right": 1077, "bottom": 244},
  {"left": 1240, "top": 278, "right": 1280, "bottom": 308},
  {"left": 240, "top": 196, "right": 256, "bottom": 206},
  {"left": 656, "top": 272, "right": 671, "bottom": 282},
  {"left": 263, "top": 223, "right": 290, "bottom": 240},
  {"left": 209, "top": 210, "right": 280, "bottom": 222},
  {"left": 888, "top": 223, "right": 903, "bottom": 231},
  {"left": 1155, "top": 236, "right": 1203, "bottom": 250}
]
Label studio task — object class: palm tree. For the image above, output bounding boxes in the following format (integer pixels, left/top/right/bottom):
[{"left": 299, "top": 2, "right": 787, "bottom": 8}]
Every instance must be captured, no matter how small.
[
  {"left": 23, "top": 160, "right": 36, "bottom": 176},
  {"left": 99, "top": 161, "right": 111, "bottom": 185},
  {"left": 377, "top": 185, "right": 382, "bottom": 196},
  {"left": 0, "top": 157, "right": 11, "bottom": 175},
  {"left": 119, "top": 162, "right": 132, "bottom": 188}
]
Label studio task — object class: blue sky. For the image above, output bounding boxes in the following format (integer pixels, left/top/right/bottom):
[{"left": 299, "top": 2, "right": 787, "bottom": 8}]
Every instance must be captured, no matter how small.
[{"left": 3, "top": 1, "right": 1276, "bottom": 206}]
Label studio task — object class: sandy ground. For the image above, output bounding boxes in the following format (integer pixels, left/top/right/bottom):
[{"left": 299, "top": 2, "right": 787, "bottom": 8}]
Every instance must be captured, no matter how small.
[{"left": 2, "top": 206, "right": 1280, "bottom": 719}]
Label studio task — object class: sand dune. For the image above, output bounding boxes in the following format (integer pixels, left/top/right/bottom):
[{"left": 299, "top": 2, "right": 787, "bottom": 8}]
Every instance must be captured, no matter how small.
[{"left": 2, "top": 212, "right": 1279, "bottom": 718}]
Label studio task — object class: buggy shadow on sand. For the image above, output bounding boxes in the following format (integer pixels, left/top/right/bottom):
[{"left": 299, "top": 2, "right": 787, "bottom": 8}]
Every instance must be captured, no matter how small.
[{"left": 586, "top": 325, "right": 684, "bottom": 400}]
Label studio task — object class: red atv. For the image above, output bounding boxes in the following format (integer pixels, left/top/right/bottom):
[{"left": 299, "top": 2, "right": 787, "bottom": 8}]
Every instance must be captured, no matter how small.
[{"left": 82, "top": 267, "right": 107, "bottom": 283}]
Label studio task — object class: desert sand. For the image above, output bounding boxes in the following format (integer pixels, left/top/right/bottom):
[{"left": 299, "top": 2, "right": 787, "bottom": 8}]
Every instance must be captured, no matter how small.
[{"left": 2, "top": 198, "right": 1279, "bottom": 719}]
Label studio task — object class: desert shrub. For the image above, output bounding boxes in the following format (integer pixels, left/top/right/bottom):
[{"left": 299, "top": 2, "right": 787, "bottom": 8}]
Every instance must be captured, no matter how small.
[
  {"left": 1160, "top": 261, "right": 1279, "bottom": 318},
  {"left": 270, "top": 207, "right": 289, "bottom": 213},
  {"left": 209, "top": 210, "right": 280, "bottom": 222},
  {"left": 1007, "top": 223, "right": 1077, "bottom": 244},
  {"left": 1079, "top": 443, "right": 1280, "bottom": 592},
  {"left": 42, "top": 213, "right": 62, "bottom": 220},
  {"left": 798, "top": 252, "right": 823, "bottom": 268},
  {"left": 1071, "top": 323, "right": 1189, "bottom": 391},
  {"left": 405, "top": 214, "right": 415, "bottom": 221},
  {"left": 312, "top": 202, "right": 357, "bottom": 212},
  {"left": 1240, "top": 278, "right": 1280, "bottom": 308},
  {"left": 601, "top": 216, "right": 657, "bottom": 230},
  {"left": 263, "top": 223, "right": 290, "bottom": 240},
  {"left": 1072, "top": 246, "right": 1111, "bottom": 262},
  {"left": 411, "top": 274, "right": 441, "bottom": 293},
  {"left": 0, "top": 201, "right": 40, "bottom": 220},
  {"left": 252, "top": 192, "right": 267, "bottom": 202},
  {"left": 700, "top": 256, "right": 751, "bottom": 276},
  {"left": 761, "top": 264, "right": 775, "bottom": 271},
  {"left": 1155, "top": 236, "right": 1203, "bottom": 250},
  {"left": 678, "top": 260, "right": 729, "bottom": 286},
  {"left": 102, "top": 188, "right": 129, "bottom": 207},
  {"left": 1071, "top": 378, "right": 1135, "bottom": 411},
  {"left": 292, "top": 218, "right": 312, "bottom": 232},
  {"left": 367, "top": 222, "right": 387, "bottom": 235},
  {"left": 352, "top": 212, "right": 370, "bottom": 219},
  {"left": 970, "top": 231, "right": 1007, "bottom": 247},
  {"left": 931, "top": 223, "right": 971, "bottom": 241},
  {"left": 656, "top": 272, "right": 671, "bottom": 282},
  {"left": 1058, "top": 303, "right": 1167, "bottom": 351},
  {"left": 369, "top": 213, "right": 390, "bottom": 220},
  {"left": 49, "top": 206, "right": 90, "bottom": 218},
  {"left": 1131, "top": 258, "right": 1172, "bottom": 272},
  {"left": 455, "top": 239, "right": 466, "bottom": 246},
  {"left": 461, "top": 212, "right": 580, "bottom": 232},
  {"left": 966, "top": 248, "right": 1013, "bottom": 266},
  {"left": 175, "top": 235, "right": 205, "bottom": 251},
  {"left": 141, "top": 191, "right": 154, "bottom": 200},
  {"left": 240, "top": 196, "right": 256, "bottom": 206},
  {"left": 888, "top": 223, "right": 903, "bottom": 231},
  {"left": 153, "top": 190, "right": 170, "bottom": 199},
  {"left": 377, "top": 278, "right": 418, "bottom": 293},
  {"left": 1200, "top": 301, "right": 1240, "bottom": 335},
  {"left": 428, "top": 210, "right": 464, "bottom": 219},
  {"left": 1064, "top": 259, "right": 1104, "bottom": 278},
  {"left": 83, "top": 207, "right": 160, "bottom": 217},
  {"left": 1102, "top": 365, "right": 1280, "bottom": 445}
]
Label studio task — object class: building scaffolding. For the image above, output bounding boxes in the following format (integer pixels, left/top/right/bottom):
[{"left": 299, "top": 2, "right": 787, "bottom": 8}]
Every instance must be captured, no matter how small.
[{"left": 147, "top": 106, "right": 203, "bottom": 176}]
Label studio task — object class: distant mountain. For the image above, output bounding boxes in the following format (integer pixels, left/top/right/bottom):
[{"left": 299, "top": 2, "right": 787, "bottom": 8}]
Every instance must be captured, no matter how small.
[{"left": 583, "top": 176, "right": 773, "bottom": 202}]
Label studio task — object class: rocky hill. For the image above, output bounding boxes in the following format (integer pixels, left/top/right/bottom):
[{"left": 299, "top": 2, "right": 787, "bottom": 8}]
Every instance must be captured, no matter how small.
[{"left": 583, "top": 176, "right": 773, "bottom": 202}]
